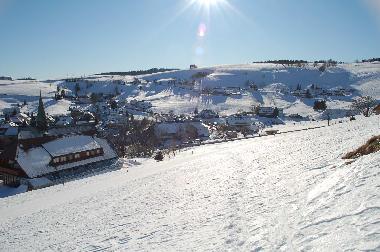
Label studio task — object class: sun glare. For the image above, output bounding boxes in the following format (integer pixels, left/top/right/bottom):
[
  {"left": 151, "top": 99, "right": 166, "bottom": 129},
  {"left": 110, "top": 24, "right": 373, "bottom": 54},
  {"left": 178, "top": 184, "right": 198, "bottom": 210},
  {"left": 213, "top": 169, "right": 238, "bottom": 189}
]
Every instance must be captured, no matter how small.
[
  {"left": 191, "top": 0, "right": 228, "bottom": 11},
  {"left": 198, "top": 0, "right": 220, "bottom": 7}
]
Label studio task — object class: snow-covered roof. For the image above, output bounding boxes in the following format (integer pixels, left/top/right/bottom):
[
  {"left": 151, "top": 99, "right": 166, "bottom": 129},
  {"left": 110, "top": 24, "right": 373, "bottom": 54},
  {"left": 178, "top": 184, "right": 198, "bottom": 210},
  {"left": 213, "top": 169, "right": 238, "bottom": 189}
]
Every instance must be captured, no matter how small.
[
  {"left": 17, "top": 137, "right": 117, "bottom": 178},
  {"left": 42, "top": 135, "right": 100, "bottom": 157}
]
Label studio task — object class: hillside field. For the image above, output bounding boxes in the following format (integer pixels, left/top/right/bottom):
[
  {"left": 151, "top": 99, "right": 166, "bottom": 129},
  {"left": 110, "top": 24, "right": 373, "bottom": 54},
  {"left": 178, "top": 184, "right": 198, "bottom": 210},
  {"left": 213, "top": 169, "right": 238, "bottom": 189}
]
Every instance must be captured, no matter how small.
[{"left": 0, "top": 115, "right": 379, "bottom": 251}]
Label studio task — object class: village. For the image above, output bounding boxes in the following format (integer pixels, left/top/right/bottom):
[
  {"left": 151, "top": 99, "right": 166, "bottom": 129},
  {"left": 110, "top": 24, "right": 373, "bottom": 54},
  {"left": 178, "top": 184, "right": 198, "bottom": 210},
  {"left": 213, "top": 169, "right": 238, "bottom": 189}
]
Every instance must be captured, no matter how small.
[
  {"left": 0, "top": 89, "right": 283, "bottom": 190},
  {"left": 0, "top": 90, "right": 265, "bottom": 187},
  {"left": 1, "top": 66, "right": 379, "bottom": 192}
]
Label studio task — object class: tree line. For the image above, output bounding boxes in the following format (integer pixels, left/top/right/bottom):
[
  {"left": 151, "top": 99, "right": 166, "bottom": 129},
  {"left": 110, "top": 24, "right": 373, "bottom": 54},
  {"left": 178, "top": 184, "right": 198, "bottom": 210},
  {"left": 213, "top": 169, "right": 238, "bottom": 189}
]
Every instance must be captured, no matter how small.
[
  {"left": 97, "top": 68, "right": 179, "bottom": 76},
  {"left": 253, "top": 59, "right": 308, "bottom": 65},
  {"left": 361, "top": 58, "right": 380, "bottom": 63}
]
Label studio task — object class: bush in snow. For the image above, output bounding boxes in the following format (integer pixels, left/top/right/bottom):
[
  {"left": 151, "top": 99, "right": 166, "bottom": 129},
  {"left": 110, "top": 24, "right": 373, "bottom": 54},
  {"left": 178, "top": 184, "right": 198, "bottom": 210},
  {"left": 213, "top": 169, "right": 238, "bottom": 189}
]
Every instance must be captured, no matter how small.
[
  {"left": 313, "top": 100, "right": 327, "bottom": 111},
  {"left": 343, "top": 135, "right": 380, "bottom": 159},
  {"left": 154, "top": 151, "right": 164, "bottom": 161}
]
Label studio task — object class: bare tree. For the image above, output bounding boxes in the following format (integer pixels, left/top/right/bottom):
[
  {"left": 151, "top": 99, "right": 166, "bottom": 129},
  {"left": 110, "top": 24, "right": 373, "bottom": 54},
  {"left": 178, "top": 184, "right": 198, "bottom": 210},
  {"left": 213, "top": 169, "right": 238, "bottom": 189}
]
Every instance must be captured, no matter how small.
[{"left": 351, "top": 96, "right": 377, "bottom": 117}]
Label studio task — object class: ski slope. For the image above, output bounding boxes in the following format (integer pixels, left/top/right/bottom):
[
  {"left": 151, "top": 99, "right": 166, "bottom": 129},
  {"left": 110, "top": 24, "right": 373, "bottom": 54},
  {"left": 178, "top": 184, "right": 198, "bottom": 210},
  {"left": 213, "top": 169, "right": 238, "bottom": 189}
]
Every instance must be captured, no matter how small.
[{"left": 0, "top": 116, "right": 379, "bottom": 251}]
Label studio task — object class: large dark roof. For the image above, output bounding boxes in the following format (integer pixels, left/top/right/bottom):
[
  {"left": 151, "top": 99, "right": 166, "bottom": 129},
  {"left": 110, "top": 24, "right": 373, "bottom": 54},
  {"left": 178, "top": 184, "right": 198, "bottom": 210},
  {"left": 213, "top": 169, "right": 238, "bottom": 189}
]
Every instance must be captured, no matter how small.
[{"left": 0, "top": 141, "right": 18, "bottom": 162}]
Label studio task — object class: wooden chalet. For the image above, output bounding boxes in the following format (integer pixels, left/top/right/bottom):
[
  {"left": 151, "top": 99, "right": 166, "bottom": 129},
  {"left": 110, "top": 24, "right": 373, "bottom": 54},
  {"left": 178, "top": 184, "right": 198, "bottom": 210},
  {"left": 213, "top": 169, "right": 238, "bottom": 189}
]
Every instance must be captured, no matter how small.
[{"left": 0, "top": 131, "right": 117, "bottom": 187}]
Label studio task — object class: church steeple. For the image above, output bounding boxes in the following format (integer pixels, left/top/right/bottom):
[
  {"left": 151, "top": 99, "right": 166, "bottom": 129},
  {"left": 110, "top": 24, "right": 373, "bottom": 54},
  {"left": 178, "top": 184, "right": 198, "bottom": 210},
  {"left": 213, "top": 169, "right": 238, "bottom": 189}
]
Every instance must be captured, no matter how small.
[{"left": 36, "top": 90, "right": 48, "bottom": 131}]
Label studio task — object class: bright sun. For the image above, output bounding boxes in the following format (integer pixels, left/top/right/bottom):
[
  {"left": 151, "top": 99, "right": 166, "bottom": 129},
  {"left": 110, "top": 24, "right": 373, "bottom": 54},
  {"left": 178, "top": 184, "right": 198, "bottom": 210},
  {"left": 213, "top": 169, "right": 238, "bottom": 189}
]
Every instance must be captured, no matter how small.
[
  {"left": 198, "top": 0, "right": 220, "bottom": 7},
  {"left": 194, "top": 0, "right": 227, "bottom": 9}
]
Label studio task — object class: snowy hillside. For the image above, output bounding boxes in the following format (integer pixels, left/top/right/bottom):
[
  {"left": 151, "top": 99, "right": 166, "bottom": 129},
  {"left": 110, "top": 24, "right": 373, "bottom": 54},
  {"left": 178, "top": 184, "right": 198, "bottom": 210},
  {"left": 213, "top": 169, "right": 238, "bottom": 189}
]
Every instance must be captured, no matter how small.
[
  {"left": 0, "top": 79, "right": 71, "bottom": 116},
  {"left": 1, "top": 63, "right": 380, "bottom": 119},
  {"left": 0, "top": 116, "right": 379, "bottom": 251},
  {"left": 60, "top": 62, "right": 380, "bottom": 117},
  {"left": 140, "top": 63, "right": 380, "bottom": 116}
]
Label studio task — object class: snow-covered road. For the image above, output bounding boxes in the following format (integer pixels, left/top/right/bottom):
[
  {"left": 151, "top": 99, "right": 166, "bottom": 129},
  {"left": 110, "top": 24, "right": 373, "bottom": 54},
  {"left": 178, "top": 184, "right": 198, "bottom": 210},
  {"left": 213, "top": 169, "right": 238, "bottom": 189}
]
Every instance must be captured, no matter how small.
[{"left": 0, "top": 116, "right": 379, "bottom": 251}]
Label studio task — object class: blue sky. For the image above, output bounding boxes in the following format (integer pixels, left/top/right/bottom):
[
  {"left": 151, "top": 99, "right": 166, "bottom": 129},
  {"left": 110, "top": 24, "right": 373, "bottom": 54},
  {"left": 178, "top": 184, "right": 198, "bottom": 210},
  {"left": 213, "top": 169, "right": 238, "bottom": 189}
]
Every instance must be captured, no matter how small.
[{"left": 0, "top": 0, "right": 379, "bottom": 79}]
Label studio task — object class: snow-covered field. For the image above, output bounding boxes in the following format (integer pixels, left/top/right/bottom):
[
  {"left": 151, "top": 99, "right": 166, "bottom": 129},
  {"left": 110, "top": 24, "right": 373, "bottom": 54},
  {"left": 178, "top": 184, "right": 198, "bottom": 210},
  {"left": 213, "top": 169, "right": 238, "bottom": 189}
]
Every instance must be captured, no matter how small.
[
  {"left": 0, "top": 80, "right": 71, "bottom": 116},
  {"left": 80, "top": 62, "right": 379, "bottom": 118},
  {"left": 136, "top": 62, "right": 380, "bottom": 116},
  {"left": 0, "top": 115, "right": 379, "bottom": 251}
]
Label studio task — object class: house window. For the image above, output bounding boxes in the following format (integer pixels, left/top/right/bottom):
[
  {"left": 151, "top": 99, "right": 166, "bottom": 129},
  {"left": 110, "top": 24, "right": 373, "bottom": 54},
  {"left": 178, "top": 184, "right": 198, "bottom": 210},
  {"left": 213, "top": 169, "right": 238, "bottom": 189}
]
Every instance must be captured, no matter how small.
[
  {"left": 68, "top": 155, "right": 73, "bottom": 161},
  {"left": 53, "top": 158, "right": 59, "bottom": 163},
  {"left": 74, "top": 153, "right": 80, "bottom": 159},
  {"left": 86, "top": 151, "right": 90, "bottom": 157},
  {"left": 96, "top": 149, "right": 101, "bottom": 154},
  {"left": 60, "top": 156, "right": 67, "bottom": 162},
  {"left": 90, "top": 150, "right": 95, "bottom": 156}
]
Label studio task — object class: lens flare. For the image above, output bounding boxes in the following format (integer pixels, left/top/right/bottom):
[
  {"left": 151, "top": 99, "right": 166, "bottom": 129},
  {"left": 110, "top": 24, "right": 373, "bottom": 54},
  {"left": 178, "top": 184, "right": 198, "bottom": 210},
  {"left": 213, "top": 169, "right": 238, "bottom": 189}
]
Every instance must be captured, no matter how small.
[
  {"left": 198, "top": 23, "right": 207, "bottom": 37},
  {"left": 195, "top": 46, "right": 204, "bottom": 56}
]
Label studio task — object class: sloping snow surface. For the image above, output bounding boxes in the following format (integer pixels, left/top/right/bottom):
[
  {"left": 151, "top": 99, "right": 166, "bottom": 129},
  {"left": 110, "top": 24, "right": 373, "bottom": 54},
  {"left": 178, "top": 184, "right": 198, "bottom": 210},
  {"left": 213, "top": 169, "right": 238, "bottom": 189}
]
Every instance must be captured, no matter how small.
[{"left": 0, "top": 116, "right": 379, "bottom": 251}]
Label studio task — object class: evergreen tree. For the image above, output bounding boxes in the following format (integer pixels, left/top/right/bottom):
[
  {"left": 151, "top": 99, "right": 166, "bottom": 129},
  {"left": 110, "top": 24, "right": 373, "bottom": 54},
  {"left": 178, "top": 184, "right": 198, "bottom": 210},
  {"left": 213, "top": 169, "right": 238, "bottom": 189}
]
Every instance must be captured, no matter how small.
[
  {"left": 313, "top": 100, "right": 327, "bottom": 111},
  {"left": 75, "top": 83, "right": 80, "bottom": 96},
  {"left": 36, "top": 91, "right": 48, "bottom": 131},
  {"left": 306, "top": 89, "right": 312, "bottom": 98},
  {"left": 110, "top": 100, "right": 118, "bottom": 110},
  {"left": 273, "top": 107, "right": 279, "bottom": 118},
  {"left": 90, "top": 93, "right": 99, "bottom": 104}
]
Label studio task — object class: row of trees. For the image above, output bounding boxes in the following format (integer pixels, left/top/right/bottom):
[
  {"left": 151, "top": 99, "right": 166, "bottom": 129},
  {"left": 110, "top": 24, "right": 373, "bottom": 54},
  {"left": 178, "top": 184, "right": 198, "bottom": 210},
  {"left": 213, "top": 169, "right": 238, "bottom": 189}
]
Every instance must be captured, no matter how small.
[
  {"left": 98, "top": 68, "right": 179, "bottom": 76},
  {"left": 361, "top": 58, "right": 380, "bottom": 63},
  {"left": 253, "top": 59, "right": 308, "bottom": 67},
  {"left": 252, "top": 59, "right": 341, "bottom": 69}
]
